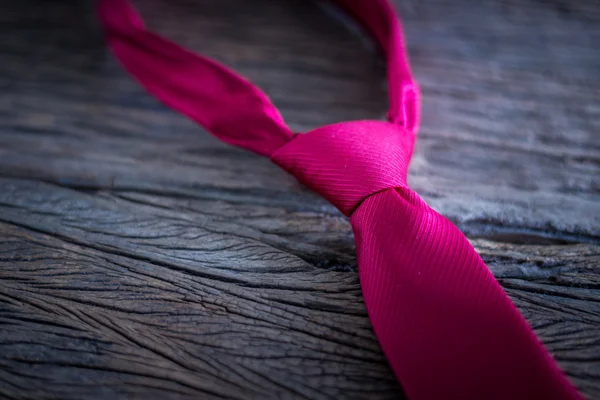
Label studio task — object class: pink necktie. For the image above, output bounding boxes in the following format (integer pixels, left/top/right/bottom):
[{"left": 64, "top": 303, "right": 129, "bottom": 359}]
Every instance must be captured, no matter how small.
[{"left": 98, "top": 1, "right": 583, "bottom": 398}]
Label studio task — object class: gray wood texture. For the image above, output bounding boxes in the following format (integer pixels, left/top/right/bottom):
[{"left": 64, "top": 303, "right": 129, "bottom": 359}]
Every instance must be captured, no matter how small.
[{"left": 0, "top": 0, "right": 598, "bottom": 398}]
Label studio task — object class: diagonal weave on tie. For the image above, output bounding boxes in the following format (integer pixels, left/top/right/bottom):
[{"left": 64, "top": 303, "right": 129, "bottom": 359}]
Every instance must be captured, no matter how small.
[{"left": 98, "top": 0, "right": 583, "bottom": 398}]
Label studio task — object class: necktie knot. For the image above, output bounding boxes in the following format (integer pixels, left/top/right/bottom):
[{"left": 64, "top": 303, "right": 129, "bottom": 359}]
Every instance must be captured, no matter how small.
[{"left": 271, "top": 121, "right": 415, "bottom": 216}]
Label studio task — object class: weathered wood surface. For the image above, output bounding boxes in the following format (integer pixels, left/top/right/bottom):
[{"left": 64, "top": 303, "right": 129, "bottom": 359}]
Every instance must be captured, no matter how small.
[{"left": 0, "top": 0, "right": 598, "bottom": 399}]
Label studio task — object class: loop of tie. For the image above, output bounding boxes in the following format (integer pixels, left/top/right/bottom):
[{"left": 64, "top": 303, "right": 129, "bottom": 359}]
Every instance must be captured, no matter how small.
[{"left": 271, "top": 121, "right": 415, "bottom": 216}]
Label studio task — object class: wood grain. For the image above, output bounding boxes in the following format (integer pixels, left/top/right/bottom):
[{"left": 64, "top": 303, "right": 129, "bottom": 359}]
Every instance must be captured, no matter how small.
[{"left": 0, "top": 0, "right": 598, "bottom": 398}]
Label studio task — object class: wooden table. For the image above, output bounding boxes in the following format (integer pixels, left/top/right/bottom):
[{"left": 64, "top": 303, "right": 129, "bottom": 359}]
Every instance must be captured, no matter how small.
[{"left": 1, "top": 0, "right": 598, "bottom": 398}]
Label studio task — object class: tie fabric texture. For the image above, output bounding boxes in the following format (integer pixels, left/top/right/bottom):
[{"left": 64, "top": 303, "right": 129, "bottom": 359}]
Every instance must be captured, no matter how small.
[{"left": 98, "top": 0, "right": 583, "bottom": 398}]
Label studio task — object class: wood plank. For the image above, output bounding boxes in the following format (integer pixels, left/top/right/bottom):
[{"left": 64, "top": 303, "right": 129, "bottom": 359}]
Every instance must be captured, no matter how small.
[
  {"left": 1, "top": 0, "right": 598, "bottom": 240},
  {"left": 0, "top": 179, "right": 599, "bottom": 398}
]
